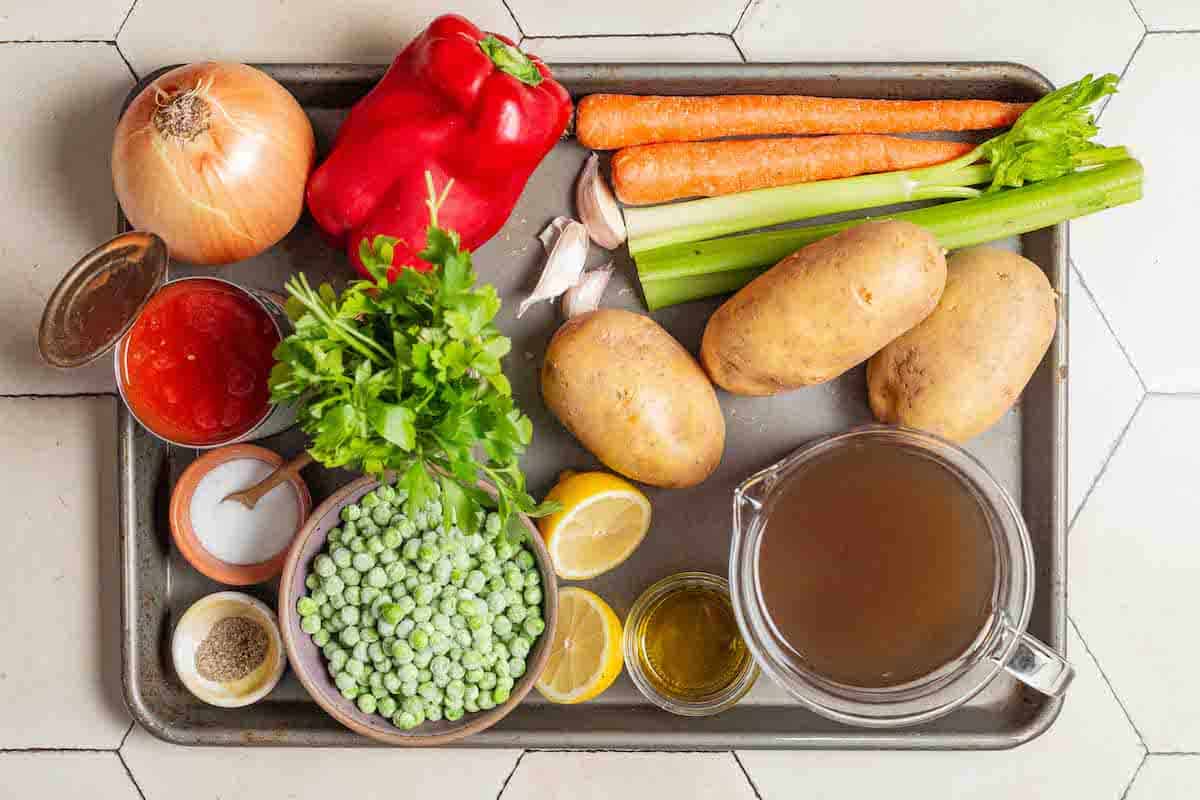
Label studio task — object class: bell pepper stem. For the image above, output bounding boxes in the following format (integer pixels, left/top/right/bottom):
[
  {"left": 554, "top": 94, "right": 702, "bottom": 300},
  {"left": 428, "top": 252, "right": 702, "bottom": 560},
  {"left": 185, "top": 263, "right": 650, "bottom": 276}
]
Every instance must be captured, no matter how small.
[{"left": 478, "top": 36, "right": 544, "bottom": 87}]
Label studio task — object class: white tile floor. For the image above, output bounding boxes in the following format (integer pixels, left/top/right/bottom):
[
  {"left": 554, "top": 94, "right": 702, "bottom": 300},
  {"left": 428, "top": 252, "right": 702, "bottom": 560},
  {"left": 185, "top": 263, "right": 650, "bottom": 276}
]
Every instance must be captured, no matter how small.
[{"left": 2, "top": 1, "right": 1197, "bottom": 797}]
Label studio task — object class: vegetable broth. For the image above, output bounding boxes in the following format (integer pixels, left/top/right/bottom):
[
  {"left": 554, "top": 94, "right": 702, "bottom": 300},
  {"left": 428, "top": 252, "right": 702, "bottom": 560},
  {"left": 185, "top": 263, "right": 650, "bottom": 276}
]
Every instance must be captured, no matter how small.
[{"left": 757, "top": 443, "right": 996, "bottom": 688}]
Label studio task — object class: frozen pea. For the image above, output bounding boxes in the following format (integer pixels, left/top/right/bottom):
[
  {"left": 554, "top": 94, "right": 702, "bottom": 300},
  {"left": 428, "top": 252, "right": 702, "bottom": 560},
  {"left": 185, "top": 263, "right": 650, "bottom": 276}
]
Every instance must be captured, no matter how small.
[
  {"left": 414, "top": 584, "right": 436, "bottom": 605},
  {"left": 385, "top": 563, "right": 408, "bottom": 585},
  {"left": 515, "top": 550, "right": 535, "bottom": 571},
  {"left": 466, "top": 534, "right": 485, "bottom": 554},
  {"left": 342, "top": 504, "right": 363, "bottom": 522},
  {"left": 396, "top": 619, "right": 415, "bottom": 638},
  {"left": 383, "top": 672, "right": 402, "bottom": 693},
  {"left": 377, "top": 620, "right": 396, "bottom": 638},
  {"left": 361, "top": 491, "right": 379, "bottom": 510},
  {"left": 414, "top": 649, "right": 434, "bottom": 669},
  {"left": 476, "top": 637, "right": 494, "bottom": 655},
  {"left": 360, "top": 586, "right": 380, "bottom": 605},
  {"left": 462, "top": 649, "right": 484, "bottom": 670},
  {"left": 445, "top": 679, "right": 466, "bottom": 699},
  {"left": 341, "top": 685, "right": 360, "bottom": 701},
  {"left": 495, "top": 540, "right": 516, "bottom": 562},
  {"left": 492, "top": 685, "right": 511, "bottom": 704},
  {"left": 314, "top": 554, "right": 336, "bottom": 577},
  {"left": 408, "top": 628, "right": 429, "bottom": 651},
  {"left": 487, "top": 592, "right": 509, "bottom": 615},
  {"left": 320, "top": 602, "right": 334, "bottom": 620},
  {"left": 478, "top": 691, "right": 496, "bottom": 711},
  {"left": 434, "top": 559, "right": 453, "bottom": 584},
  {"left": 394, "top": 710, "right": 418, "bottom": 730},
  {"left": 380, "top": 604, "right": 404, "bottom": 625},
  {"left": 449, "top": 568, "right": 466, "bottom": 587},
  {"left": 346, "top": 658, "right": 365, "bottom": 679},
  {"left": 430, "top": 655, "right": 451, "bottom": 675},
  {"left": 424, "top": 701, "right": 443, "bottom": 722},
  {"left": 493, "top": 642, "right": 510, "bottom": 662},
  {"left": 328, "top": 593, "right": 346, "bottom": 611},
  {"left": 397, "top": 595, "right": 416, "bottom": 616},
  {"left": 312, "top": 629, "right": 331, "bottom": 648},
  {"left": 378, "top": 696, "right": 397, "bottom": 718},
  {"left": 344, "top": 586, "right": 362, "bottom": 606},
  {"left": 367, "top": 567, "right": 388, "bottom": 588},
  {"left": 433, "top": 613, "right": 452, "bottom": 633},
  {"left": 478, "top": 543, "right": 497, "bottom": 563},
  {"left": 485, "top": 512, "right": 502, "bottom": 536},
  {"left": 449, "top": 663, "right": 465, "bottom": 681},
  {"left": 497, "top": 674, "right": 515, "bottom": 693},
  {"left": 463, "top": 698, "right": 479, "bottom": 713},
  {"left": 455, "top": 632, "right": 473, "bottom": 650},
  {"left": 301, "top": 615, "right": 322, "bottom": 635},
  {"left": 352, "top": 641, "right": 369, "bottom": 663},
  {"left": 412, "top": 511, "right": 429, "bottom": 530},
  {"left": 524, "top": 617, "right": 545, "bottom": 637},
  {"left": 510, "top": 636, "right": 531, "bottom": 659},
  {"left": 377, "top": 484, "right": 397, "bottom": 503},
  {"left": 349, "top": 538, "right": 366, "bottom": 554},
  {"left": 431, "top": 633, "right": 452, "bottom": 655},
  {"left": 297, "top": 596, "right": 319, "bottom": 617},
  {"left": 351, "top": 552, "right": 375, "bottom": 572},
  {"left": 417, "top": 668, "right": 432, "bottom": 684},
  {"left": 365, "top": 536, "right": 384, "bottom": 555},
  {"left": 433, "top": 671, "right": 450, "bottom": 689},
  {"left": 465, "top": 570, "right": 486, "bottom": 593},
  {"left": 339, "top": 567, "right": 361, "bottom": 587},
  {"left": 417, "top": 543, "right": 438, "bottom": 563},
  {"left": 506, "top": 604, "right": 528, "bottom": 624},
  {"left": 378, "top": 548, "right": 398, "bottom": 565},
  {"left": 493, "top": 616, "right": 513, "bottom": 639},
  {"left": 464, "top": 684, "right": 481, "bottom": 703},
  {"left": 524, "top": 571, "right": 540, "bottom": 589},
  {"left": 493, "top": 659, "right": 510, "bottom": 679},
  {"left": 505, "top": 569, "right": 524, "bottom": 591},
  {"left": 332, "top": 548, "right": 352, "bottom": 569},
  {"left": 361, "top": 626, "right": 380, "bottom": 643},
  {"left": 339, "top": 627, "right": 361, "bottom": 647},
  {"left": 372, "top": 504, "right": 393, "bottom": 526},
  {"left": 376, "top": 657, "right": 393, "bottom": 673},
  {"left": 368, "top": 671, "right": 384, "bottom": 690},
  {"left": 503, "top": 588, "right": 522, "bottom": 608},
  {"left": 488, "top": 576, "right": 507, "bottom": 594},
  {"left": 397, "top": 663, "right": 419, "bottom": 683},
  {"left": 357, "top": 692, "right": 378, "bottom": 715},
  {"left": 367, "top": 642, "right": 385, "bottom": 662},
  {"left": 391, "top": 641, "right": 414, "bottom": 663},
  {"left": 410, "top": 606, "right": 431, "bottom": 624},
  {"left": 479, "top": 671, "right": 497, "bottom": 691},
  {"left": 400, "top": 680, "right": 418, "bottom": 698},
  {"left": 402, "top": 540, "right": 421, "bottom": 560},
  {"left": 481, "top": 562, "right": 502, "bottom": 579},
  {"left": 305, "top": 574, "right": 320, "bottom": 591},
  {"left": 444, "top": 706, "right": 464, "bottom": 722},
  {"left": 524, "top": 586, "right": 543, "bottom": 606},
  {"left": 335, "top": 672, "right": 356, "bottom": 692},
  {"left": 322, "top": 575, "right": 345, "bottom": 595},
  {"left": 326, "top": 644, "right": 346, "bottom": 665},
  {"left": 440, "top": 596, "right": 459, "bottom": 616}
]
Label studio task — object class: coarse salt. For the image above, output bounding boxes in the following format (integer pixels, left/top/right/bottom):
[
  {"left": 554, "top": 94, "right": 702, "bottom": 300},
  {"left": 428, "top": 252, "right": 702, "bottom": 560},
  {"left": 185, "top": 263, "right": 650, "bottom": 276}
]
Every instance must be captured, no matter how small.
[{"left": 190, "top": 459, "right": 300, "bottom": 565}]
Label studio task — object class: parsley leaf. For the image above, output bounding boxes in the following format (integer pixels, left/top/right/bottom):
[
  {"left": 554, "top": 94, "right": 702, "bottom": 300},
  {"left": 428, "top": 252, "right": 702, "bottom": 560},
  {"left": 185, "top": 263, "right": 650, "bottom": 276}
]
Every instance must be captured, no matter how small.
[{"left": 270, "top": 176, "right": 556, "bottom": 533}]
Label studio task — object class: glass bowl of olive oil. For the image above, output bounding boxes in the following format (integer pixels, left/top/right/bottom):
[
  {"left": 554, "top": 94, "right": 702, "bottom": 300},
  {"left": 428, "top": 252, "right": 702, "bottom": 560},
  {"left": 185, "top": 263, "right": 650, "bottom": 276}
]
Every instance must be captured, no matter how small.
[{"left": 623, "top": 572, "right": 758, "bottom": 716}]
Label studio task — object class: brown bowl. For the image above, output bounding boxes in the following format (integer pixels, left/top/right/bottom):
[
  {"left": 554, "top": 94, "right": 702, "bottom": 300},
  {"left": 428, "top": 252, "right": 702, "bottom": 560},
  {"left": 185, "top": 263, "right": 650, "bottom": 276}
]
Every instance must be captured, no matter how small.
[
  {"left": 278, "top": 475, "right": 559, "bottom": 746},
  {"left": 170, "top": 444, "right": 312, "bottom": 586}
]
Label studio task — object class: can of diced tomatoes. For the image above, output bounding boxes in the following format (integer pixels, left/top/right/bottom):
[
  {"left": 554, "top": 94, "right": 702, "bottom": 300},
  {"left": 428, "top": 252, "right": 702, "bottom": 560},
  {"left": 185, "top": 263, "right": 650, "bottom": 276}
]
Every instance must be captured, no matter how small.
[{"left": 39, "top": 232, "right": 297, "bottom": 448}]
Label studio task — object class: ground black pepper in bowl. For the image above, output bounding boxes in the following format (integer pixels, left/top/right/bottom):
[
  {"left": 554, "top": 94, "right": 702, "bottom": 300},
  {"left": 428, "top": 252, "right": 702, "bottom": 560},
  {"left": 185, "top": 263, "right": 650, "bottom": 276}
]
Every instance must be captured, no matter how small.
[{"left": 195, "top": 616, "right": 269, "bottom": 682}]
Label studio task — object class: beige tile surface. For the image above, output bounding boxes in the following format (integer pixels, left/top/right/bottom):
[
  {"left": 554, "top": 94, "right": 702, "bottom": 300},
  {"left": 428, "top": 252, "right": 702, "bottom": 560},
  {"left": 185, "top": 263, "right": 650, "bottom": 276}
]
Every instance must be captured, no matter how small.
[
  {"left": 738, "top": 626, "right": 1145, "bottom": 799},
  {"left": 501, "top": 752, "right": 757, "bottom": 800},
  {"left": 736, "top": 0, "right": 1143, "bottom": 87},
  {"left": 0, "top": 0, "right": 132, "bottom": 41},
  {"left": 507, "top": 0, "right": 749, "bottom": 37},
  {"left": 1072, "top": 34, "right": 1200, "bottom": 392},
  {"left": 1126, "top": 756, "right": 1200, "bottom": 800},
  {"left": 1071, "top": 395, "right": 1200, "bottom": 752},
  {"left": 0, "top": 397, "right": 127, "bottom": 748},
  {"left": 1132, "top": 0, "right": 1199, "bottom": 30},
  {"left": 523, "top": 34, "right": 742, "bottom": 63},
  {"left": 1067, "top": 270, "right": 1144, "bottom": 523},
  {"left": 0, "top": 43, "right": 131, "bottom": 394},
  {"left": 0, "top": 753, "right": 139, "bottom": 800},
  {"left": 121, "top": 724, "right": 520, "bottom": 798},
  {"left": 119, "top": 0, "right": 520, "bottom": 76}
]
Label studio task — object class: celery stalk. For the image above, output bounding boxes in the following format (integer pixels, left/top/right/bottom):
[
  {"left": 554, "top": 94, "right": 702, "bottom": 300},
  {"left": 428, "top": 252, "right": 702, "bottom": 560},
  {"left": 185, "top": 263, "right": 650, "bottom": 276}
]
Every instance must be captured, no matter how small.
[{"left": 637, "top": 158, "right": 1143, "bottom": 310}]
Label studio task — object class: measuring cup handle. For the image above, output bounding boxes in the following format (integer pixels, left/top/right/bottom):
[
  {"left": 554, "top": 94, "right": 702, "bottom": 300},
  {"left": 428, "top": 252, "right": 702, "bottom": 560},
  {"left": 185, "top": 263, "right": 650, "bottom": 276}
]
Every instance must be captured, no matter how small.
[{"left": 996, "top": 618, "right": 1075, "bottom": 696}]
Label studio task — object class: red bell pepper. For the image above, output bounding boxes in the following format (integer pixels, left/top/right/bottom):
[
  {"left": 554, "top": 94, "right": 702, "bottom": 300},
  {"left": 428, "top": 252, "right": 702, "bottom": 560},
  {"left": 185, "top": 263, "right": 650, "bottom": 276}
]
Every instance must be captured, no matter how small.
[{"left": 306, "top": 14, "right": 572, "bottom": 279}]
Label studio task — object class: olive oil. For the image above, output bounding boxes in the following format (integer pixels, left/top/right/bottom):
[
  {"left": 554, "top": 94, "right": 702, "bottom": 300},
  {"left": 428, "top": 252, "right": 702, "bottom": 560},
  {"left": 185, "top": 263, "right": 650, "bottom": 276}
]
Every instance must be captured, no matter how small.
[
  {"left": 634, "top": 583, "right": 752, "bottom": 700},
  {"left": 757, "top": 443, "right": 997, "bottom": 688}
]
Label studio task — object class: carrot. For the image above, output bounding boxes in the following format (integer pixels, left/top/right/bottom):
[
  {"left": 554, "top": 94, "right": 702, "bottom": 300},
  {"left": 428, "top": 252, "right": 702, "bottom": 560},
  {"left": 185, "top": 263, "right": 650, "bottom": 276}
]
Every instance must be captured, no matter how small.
[
  {"left": 611, "top": 135, "right": 977, "bottom": 205},
  {"left": 577, "top": 94, "right": 1031, "bottom": 150}
]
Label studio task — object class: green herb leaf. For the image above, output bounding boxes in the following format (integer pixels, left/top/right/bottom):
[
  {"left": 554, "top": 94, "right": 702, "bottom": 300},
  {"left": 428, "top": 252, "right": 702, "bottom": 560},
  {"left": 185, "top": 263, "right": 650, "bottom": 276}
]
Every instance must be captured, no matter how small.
[{"left": 271, "top": 173, "right": 554, "bottom": 533}]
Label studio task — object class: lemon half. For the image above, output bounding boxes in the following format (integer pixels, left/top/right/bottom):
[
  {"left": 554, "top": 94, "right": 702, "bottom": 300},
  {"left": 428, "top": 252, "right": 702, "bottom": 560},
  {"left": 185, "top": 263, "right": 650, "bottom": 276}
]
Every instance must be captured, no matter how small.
[
  {"left": 535, "top": 587, "right": 623, "bottom": 704},
  {"left": 538, "top": 471, "right": 652, "bottom": 580}
]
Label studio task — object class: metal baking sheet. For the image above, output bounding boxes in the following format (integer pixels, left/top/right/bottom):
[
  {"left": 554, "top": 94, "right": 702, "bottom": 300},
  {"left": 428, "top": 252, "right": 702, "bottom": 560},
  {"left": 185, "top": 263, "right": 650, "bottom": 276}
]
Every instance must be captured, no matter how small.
[{"left": 120, "top": 62, "right": 1066, "bottom": 748}]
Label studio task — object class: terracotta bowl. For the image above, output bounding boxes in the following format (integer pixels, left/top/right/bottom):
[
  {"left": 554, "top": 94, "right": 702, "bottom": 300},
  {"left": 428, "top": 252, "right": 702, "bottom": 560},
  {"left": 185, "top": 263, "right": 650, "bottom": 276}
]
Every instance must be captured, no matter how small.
[
  {"left": 170, "top": 444, "right": 313, "bottom": 586},
  {"left": 278, "top": 476, "right": 559, "bottom": 746}
]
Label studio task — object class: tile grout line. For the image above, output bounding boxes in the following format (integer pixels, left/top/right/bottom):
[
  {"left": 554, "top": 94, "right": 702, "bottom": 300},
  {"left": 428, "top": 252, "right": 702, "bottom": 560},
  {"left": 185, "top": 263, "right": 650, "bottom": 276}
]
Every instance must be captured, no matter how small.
[
  {"left": 115, "top": 0, "right": 139, "bottom": 40},
  {"left": 115, "top": 749, "right": 148, "bottom": 800},
  {"left": 732, "top": 0, "right": 757, "bottom": 37},
  {"left": 113, "top": 40, "right": 138, "bottom": 81},
  {"left": 494, "top": 749, "right": 527, "bottom": 799},
  {"left": 731, "top": 751, "right": 764, "bottom": 799},
  {"left": 1069, "top": 258, "right": 1148, "bottom": 392},
  {"left": 499, "top": 0, "right": 526, "bottom": 39},
  {"left": 0, "top": 747, "right": 121, "bottom": 753},
  {"left": 1098, "top": 31, "right": 1145, "bottom": 121},
  {"left": 728, "top": 33, "right": 749, "bottom": 63},
  {"left": 1068, "top": 616, "right": 1150, "bottom": 750},
  {"left": 1124, "top": 0, "right": 1149, "bottom": 32},
  {"left": 0, "top": 38, "right": 116, "bottom": 44},
  {"left": 118, "top": 722, "right": 135, "bottom": 750},
  {"left": 1068, "top": 392, "right": 1146, "bottom": 533},
  {"left": 1147, "top": 751, "right": 1200, "bottom": 756},
  {"left": 0, "top": 391, "right": 118, "bottom": 400},
  {"left": 519, "top": 31, "right": 746, "bottom": 40},
  {"left": 1146, "top": 28, "right": 1200, "bottom": 35},
  {"left": 1118, "top": 751, "right": 1148, "bottom": 800}
]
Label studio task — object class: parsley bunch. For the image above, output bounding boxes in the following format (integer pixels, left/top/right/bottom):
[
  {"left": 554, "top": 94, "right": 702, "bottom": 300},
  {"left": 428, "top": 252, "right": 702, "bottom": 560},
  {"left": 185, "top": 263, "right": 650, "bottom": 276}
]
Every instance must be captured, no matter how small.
[{"left": 270, "top": 178, "right": 555, "bottom": 534}]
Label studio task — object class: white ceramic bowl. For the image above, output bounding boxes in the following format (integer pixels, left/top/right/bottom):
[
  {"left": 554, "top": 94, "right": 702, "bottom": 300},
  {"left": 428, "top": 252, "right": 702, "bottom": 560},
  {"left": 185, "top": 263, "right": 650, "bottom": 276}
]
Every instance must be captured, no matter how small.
[{"left": 172, "top": 591, "right": 286, "bottom": 708}]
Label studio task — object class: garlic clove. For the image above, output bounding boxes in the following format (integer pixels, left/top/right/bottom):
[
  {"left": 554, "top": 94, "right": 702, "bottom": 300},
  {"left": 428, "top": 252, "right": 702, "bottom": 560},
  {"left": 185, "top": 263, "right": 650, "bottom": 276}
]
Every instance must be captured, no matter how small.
[
  {"left": 518, "top": 219, "right": 589, "bottom": 318},
  {"left": 576, "top": 153, "right": 627, "bottom": 250},
  {"left": 561, "top": 262, "right": 615, "bottom": 319},
  {"left": 538, "top": 216, "right": 572, "bottom": 254}
]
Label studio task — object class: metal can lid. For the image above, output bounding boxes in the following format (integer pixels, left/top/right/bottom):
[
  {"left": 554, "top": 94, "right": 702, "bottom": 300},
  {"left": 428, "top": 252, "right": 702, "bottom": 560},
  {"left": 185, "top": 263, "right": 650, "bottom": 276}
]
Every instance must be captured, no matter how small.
[{"left": 38, "top": 231, "right": 168, "bottom": 368}]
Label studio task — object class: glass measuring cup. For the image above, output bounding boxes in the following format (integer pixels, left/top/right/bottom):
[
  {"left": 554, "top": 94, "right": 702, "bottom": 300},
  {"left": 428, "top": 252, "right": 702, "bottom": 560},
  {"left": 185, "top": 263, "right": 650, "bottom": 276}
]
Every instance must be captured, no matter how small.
[{"left": 729, "top": 425, "right": 1073, "bottom": 728}]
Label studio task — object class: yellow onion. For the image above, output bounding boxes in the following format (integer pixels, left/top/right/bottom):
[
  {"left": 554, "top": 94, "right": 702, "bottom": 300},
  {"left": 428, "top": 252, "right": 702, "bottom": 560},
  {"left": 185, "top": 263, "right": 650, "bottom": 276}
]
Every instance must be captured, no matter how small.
[{"left": 112, "top": 62, "right": 316, "bottom": 266}]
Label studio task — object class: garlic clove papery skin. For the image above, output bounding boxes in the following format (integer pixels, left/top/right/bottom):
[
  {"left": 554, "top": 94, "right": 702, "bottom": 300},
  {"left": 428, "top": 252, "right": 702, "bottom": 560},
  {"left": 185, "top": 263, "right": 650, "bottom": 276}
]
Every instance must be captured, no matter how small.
[
  {"left": 576, "top": 153, "right": 627, "bottom": 250},
  {"left": 518, "top": 219, "right": 589, "bottom": 318},
  {"left": 561, "top": 262, "right": 615, "bottom": 318},
  {"left": 538, "top": 216, "right": 573, "bottom": 254}
]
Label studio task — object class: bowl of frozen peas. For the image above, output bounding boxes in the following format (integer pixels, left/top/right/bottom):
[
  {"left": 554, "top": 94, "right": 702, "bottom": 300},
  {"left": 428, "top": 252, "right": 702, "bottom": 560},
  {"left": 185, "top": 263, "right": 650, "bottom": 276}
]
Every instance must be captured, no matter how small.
[{"left": 278, "top": 474, "right": 558, "bottom": 745}]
